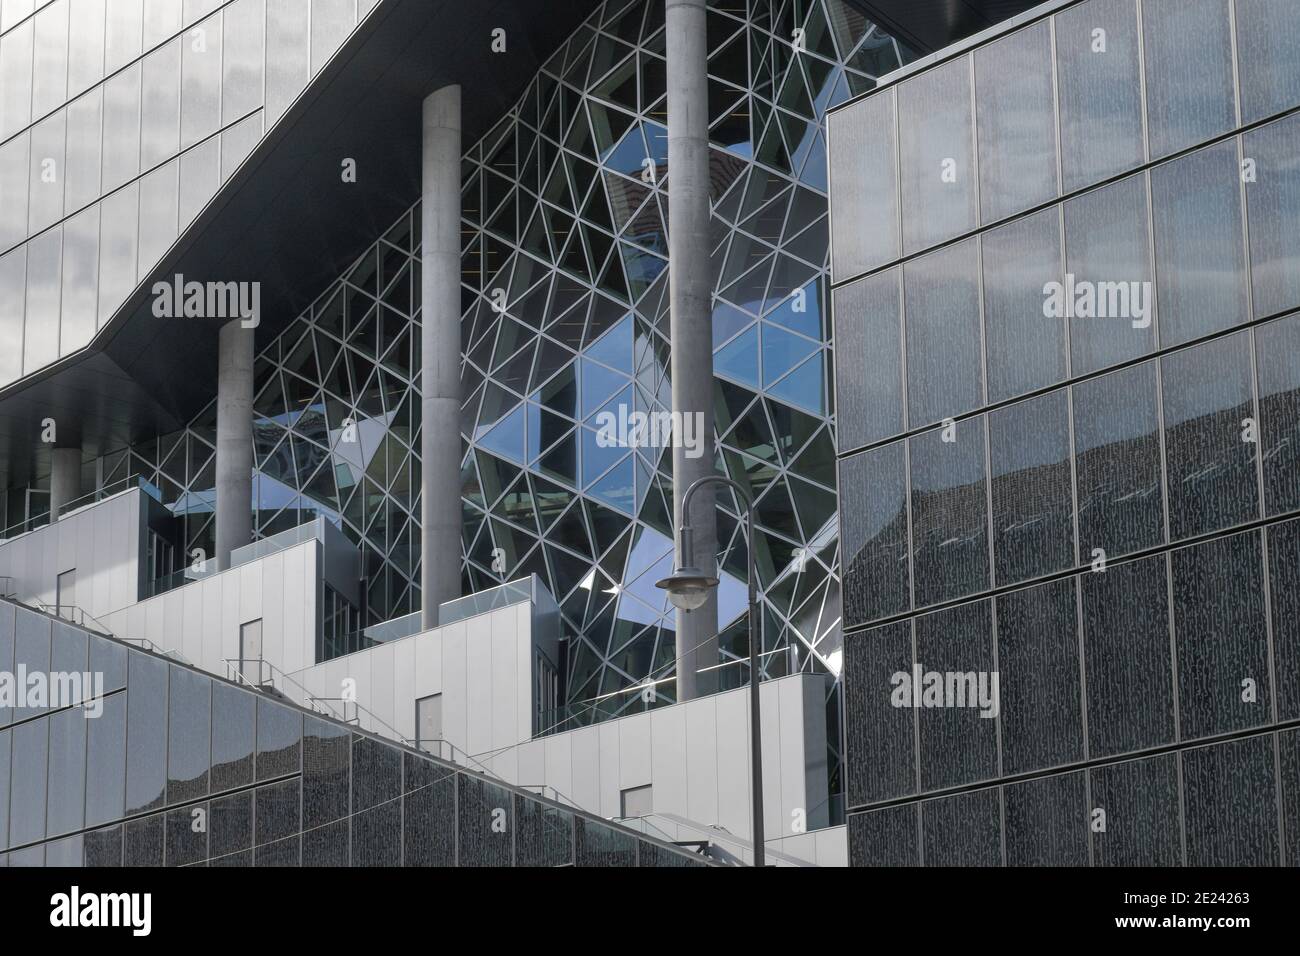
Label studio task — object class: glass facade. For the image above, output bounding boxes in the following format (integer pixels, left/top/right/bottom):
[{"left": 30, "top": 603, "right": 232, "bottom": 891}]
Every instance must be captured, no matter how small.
[
  {"left": 0, "top": 0, "right": 381, "bottom": 389},
  {"left": 0, "top": 599, "right": 707, "bottom": 867},
  {"left": 0, "top": 0, "right": 919, "bottom": 817},
  {"left": 830, "top": 0, "right": 1300, "bottom": 865}
]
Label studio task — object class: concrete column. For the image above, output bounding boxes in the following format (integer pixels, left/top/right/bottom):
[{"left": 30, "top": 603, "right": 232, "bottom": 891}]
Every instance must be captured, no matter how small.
[
  {"left": 666, "top": 0, "right": 718, "bottom": 702},
  {"left": 216, "top": 318, "right": 255, "bottom": 570},
  {"left": 49, "top": 448, "right": 82, "bottom": 520},
  {"left": 421, "top": 84, "right": 464, "bottom": 629}
]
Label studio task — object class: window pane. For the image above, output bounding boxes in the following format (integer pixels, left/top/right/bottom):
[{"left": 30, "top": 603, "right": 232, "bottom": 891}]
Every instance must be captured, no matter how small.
[
  {"left": 165, "top": 802, "right": 208, "bottom": 866},
  {"left": 254, "top": 778, "right": 300, "bottom": 846},
  {"left": 85, "top": 692, "right": 126, "bottom": 826},
  {"left": 1073, "top": 361, "right": 1163, "bottom": 558},
  {"left": 1055, "top": 0, "right": 1144, "bottom": 192},
  {"left": 1003, "top": 772, "right": 1088, "bottom": 866},
  {"left": 909, "top": 417, "right": 988, "bottom": 607},
  {"left": 402, "top": 752, "right": 456, "bottom": 867},
  {"left": 84, "top": 824, "right": 124, "bottom": 866},
  {"left": 1267, "top": 519, "right": 1300, "bottom": 722},
  {"left": 255, "top": 696, "right": 301, "bottom": 780},
  {"left": 23, "top": 227, "right": 61, "bottom": 374},
  {"left": 847, "top": 804, "right": 918, "bottom": 866},
  {"left": 180, "top": 11, "right": 221, "bottom": 149},
  {"left": 921, "top": 787, "right": 1000, "bottom": 865},
  {"left": 0, "top": 21, "right": 34, "bottom": 141},
  {"left": 832, "top": 267, "right": 901, "bottom": 450},
  {"left": 46, "top": 707, "right": 88, "bottom": 837},
  {"left": 843, "top": 621, "right": 914, "bottom": 806},
  {"left": 1064, "top": 173, "right": 1155, "bottom": 376},
  {"left": 101, "top": 62, "right": 141, "bottom": 192},
  {"left": 996, "top": 578, "right": 1083, "bottom": 775},
  {"left": 974, "top": 20, "right": 1056, "bottom": 223},
  {"left": 10, "top": 717, "right": 48, "bottom": 845},
  {"left": 574, "top": 817, "right": 635, "bottom": 867},
  {"left": 222, "top": 0, "right": 264, "bottom": 125},
  {"left": 1234, "top": 0, "right": 1300, "bottom": 124},
  {"left": 166, "top": 664, "right": 210, "bottom": 803},
  {"left": 125, "top": 650, "right": 168, "bottom": 814},
  {"left": 514, "top": 794, "right": 574, "bottom": 867},
  {"left": 1256, "top": 314, "right": 1300, "bottom": 515},
  {"left": 142, "top": 0, "right": 179, "bottom": 48},
  {"left": 59, "top": 204, "right": 99, "bottom": 354},
  {"left": 31, "top": 0, "right": 69, "bottom": 118},
  {"left": 1151, "top": 139, "right": 1248, "bottom": 346},
  {"left": 14, "top": 606, "right": 50, "bottom": 721},
  {"left": 0, "top": 605, "right": 12, "bottom": 728},
  {"left": 1172, "top": 530, "right": 1269, "bottom": 739},
  {"left": 64, "top": 87, "right": 103, "bottom": 214},
  {"left": 140, "top": 39, "right": 180, "bottom": 169},
  {"left": 1142, "top": 0, "right": 1235, "bottom": 158},
  {"left": 0, "top": 730, "right": 9, "bottom": 850},
  {"left": 990, "top": 389, "right": 1074, "bottom": 585},
  {"left": 302, "top": 717, "right": 349, "bottom": 830},
  {"left": 211, "top": 681, "right": 254, "bottom": 791},
  {"left": 0, "top": 248, "right": 22, "bottom": 387},
  {"left": 264, "top": 0, "right": 308, "bottom": 126},
  {"left": 839, "top": 440, "right": 909, "bottom": 627},
  {"left": 124, "top": 813, "right": 164, "bottom": 866},
  {"left": 904, "top": 238, "right": 982, "bottom": 426},
  {"left": 309, "top": 0, "right": 354, "bottom": 75},
  {"left": 0, "top": 132, "right": 30, "bottom": 251},
  {"left": 914, "top": 600, "right": 997, "bottom": 791},
  {"left": 1182, "top": 735, "right": 1279, "bottom": 865},
  {"left": 982, "top": 207, "right": 1065, "bottom": 403},
  {"left": 457, "top": 775, "right": 513, "bottom": 866},
  {"left": 899, "top": 56, "right": 976, "bottom": 254},
  {"left": 1161, "top": 332, "right": 1258, "bottom": 539},
  {"left": 827, "top": 87, "right": 898, "bottom": 279},
  {"left": 1090, "top": 754, "right": 1180, "bottom": 865},
  {"left": 1081, "top": 553, "right": 1174, "bottom": 757},
  {"left": 137, "top": 158, "right": 178, "bottom": 280},
  {"left": 28, "top": 109, "right": 66, "bottom": 235},
  {"left": 90, "top": 634, "right": 127, "bottom": 694},
  {"left": 104, "top": 0, "right": 143, "bottom": 74},
  {"left": 98, "top": 182, "right": 139, "bottom": 322},
  {"left": 1245, "top": 112, "right": 1300, "bottom": 318},
  {"left": 209, "top": 790, "right": 252, "bottom": 864},
  {"left": 68, "top": 0, "right": 106, "bottom": 97}
]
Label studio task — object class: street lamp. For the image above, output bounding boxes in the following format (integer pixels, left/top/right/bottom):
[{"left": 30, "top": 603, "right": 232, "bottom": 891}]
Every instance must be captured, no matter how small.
[{"left": 656, "top": 474, "right": 765, "bottom": 868}]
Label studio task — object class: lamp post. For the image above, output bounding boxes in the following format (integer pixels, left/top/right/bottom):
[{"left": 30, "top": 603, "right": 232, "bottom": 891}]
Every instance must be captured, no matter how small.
[{"left": 656, "top": 475, "right": 765, "bottom": 868}]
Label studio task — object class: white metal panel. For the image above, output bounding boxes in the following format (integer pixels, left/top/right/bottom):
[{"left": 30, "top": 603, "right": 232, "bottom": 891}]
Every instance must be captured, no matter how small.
[
  {"left": 516, "top": 739, "right": 545, "bottom": 790},
  {"left": 815, "top": 826, "right": 848, "bottom": 867},
  {"left": 369, "top": 641, "right": 396, "bottom": 732},
  {"left": 544, "top": 731, "right": 573, "bottom": 806},
  {"left": 464, "top": 613, "right": 493, "bottom": 756},
  {"left": 684, "top": 696, "right": 719, "bottom": 826},
  {"left": 568, "top": 724, "right": 601, "bottom": 813},
  {"left": 770, "top": 677, "right": 800, "bottom": 839},
  {"left": 598, "top": 720, "right": 620, "bottom": 818},
  {"left": 649, "top": 703, "right": 688, "bottom": 818},
  {"left": 413, "top": 627, "right": 442, "bottom": 700},
  {"left": 489, "top": 606, "right": 519, "bottom": 751},
  {"left": 392, "top": 638, "right": 416, "bottom": 740},
  {"left": 715, "top": 686, "right": 751, "bottom": 837},
  {"left": 617, "top": 711, "right": 651, "bottom": 791},
  {"left": 440, "top": 620, "right": 468, "bottom": 756}
]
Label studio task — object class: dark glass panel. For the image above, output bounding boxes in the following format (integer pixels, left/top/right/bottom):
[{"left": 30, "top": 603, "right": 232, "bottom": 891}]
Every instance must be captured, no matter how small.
[
  {"left": 995, "top": 578, "right": 1083, "bottom": 775},
  {"left": 85, "top": 693, "right": 126, "bottom": 827},
  {"left": 843, "top": 622, "right": 915, "bottom": 806},
  {"left": 1255, "top": 314, "right": 1300, "bottom": 515},
  {"left": 46, "top": 706, "right": 87, "bottom": 837},
  {"left": 1141, "top": 0, "right": 1235, "bottom": 158},
  {"left": 255, "top": 698, "right": 302, "bottom": 781},
  {"left": 125, "top": 651, "right": 168, "bottom": 815},
  {"left": 403, "top": 753, "right": 457, "bottom": 867},
  {"left": 351, "top": 732, "right": 401, "bottom": 812},
  {"left": 847, "top": 804, "right": 918, "bottom": 867},
  {"left": 1081, "top": 554, "right": 1175, "bottom": 757},
  {"left": 254, "top": 779, "right": 301, "bottom": 847},
  {"left": 1073, "top": 361, "right": 1164, "bottom": 559},
  {"left": 989, "top": 390, "right": 1074, "bottom": 585},
  {"left": 514, "top": 794, "right": 574, "bottom": 867},
  {"left": 903, "top": 238, "right": 982, "bottom": 427},
  {"left": 303, "top": 717, "right": 349, "bottom": 829},
  {"left": 1090, "top": 753, "right": 1181, "bottom": 866},
  {"left": 921, "top": 788, "right": 1001, "bottom": 866},
  {"left": 914, "top": 601, "right": 997, "bottom": 791},
  {"left": 10, "top": 718, "right": 47, "bottom": 846},
  {"left": 574, "top": 817, "right": 636, "bottom": 867},
  {"left": 124, "top": 814, "right": 165, "bottom": 867},
  {"left": 165, "top": 803, "right": 209, "bottom": 867},
  {"left": 211, "top": 682, "right": 255, "bottom": 792},
  {"left": 1161, "top": 333, "right": 1259, "bottom": 540},
  {"left": 167, "top": 665, "right": 211, "bottom": 804},
  {"left": 910, "top": 417, "right": 989, "bottom": 607},
  {"left": 1182, "top": 735, "right": 1280, "bottom": 866},
  {"left": 456, "top": 775, "right": 514, "bottom": 867},
  {"left": 352, "top": 803, "right": 402, "bottom": 867},
  {"left": 83, "top": 825, "right": 124, "bottom": 867},
  {"left": 839, "top": 441, "right": 909, "bottom": 626},
  {"left": 13, "top": 607, "right": 51, "bottom": 721},
  {"left": 209, "top": 791, "right": 253, "bottom": 866},
  {"left": 1003, "top": 772, "right": 1088, "bottom": 866},
  {"left": 1268, "top": 519, "right": 1300, "bottom": 722},
  {"left": 831, "top": 268, "right": 901, "bottom": 450}
]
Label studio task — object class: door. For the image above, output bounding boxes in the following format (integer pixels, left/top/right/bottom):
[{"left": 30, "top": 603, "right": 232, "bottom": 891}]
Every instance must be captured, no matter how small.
[
  {"left": 240, "top": 619, "right": 264, "bottom": 684},
  {"left": 416, "top": 694, "right": 443, "bottom": 755},
  {"left": 55, "top": 568, "right": 76, "bottom": 621}
]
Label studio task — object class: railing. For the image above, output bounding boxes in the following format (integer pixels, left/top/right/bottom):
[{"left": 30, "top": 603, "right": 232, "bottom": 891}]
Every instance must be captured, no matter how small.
[
  {"left": 437, "top": 575, "right": 536, "bottom": 626},
  {"left": 147, "top": 563, "right": 219, "bottom": 599},
  {"left": 0, "top": 576, "right": 14, "bottom": 599},
  {"left": 228, "top": 516, "right": 328, "bottom": 569},
  {"left": 0, "top": 475, "right": 162, "bottom": 542},
  {"left": 223, "top": 656, "right": 349, "bottom": 724},
  {"left": 30, "top": 602, "right": 117, "bottom": 638}
]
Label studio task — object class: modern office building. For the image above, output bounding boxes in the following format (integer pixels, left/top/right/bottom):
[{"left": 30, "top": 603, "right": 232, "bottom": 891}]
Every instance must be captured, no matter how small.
[
  {"left": 3, "top": 0, "right": 1043, "bottom": 868},
  {"left": 829, "top": 0, "right": 1300, "bottom": 866}
]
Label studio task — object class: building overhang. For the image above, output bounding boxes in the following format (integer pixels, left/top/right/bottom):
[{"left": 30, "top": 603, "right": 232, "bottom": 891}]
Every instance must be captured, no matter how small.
[
  {"left": 852, "top": 0, "right": 1045, "bottom": 54},
  {"left": 0, "top": 0, "right": 603, "bottom": 486}
]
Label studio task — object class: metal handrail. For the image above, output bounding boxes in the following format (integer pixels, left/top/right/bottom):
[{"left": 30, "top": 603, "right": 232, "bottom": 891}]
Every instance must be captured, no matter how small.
[{"left": 30, "top": 602, "right": 117, "bottom": 638}]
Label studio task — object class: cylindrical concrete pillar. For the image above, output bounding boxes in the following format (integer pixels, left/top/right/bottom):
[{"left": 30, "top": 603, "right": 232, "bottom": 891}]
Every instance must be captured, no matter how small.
[
  {"left": 666, "top": 0, "right": 718, "bottom": 701},
  {"left": 421, "top": 84, "right": 464, "bottom": 629},
  {"left": 49, "top": 448, "right": 82, "bottom": 521},
  {"left": 216, "top": 318, "right": 255, "bottom": 570}
]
